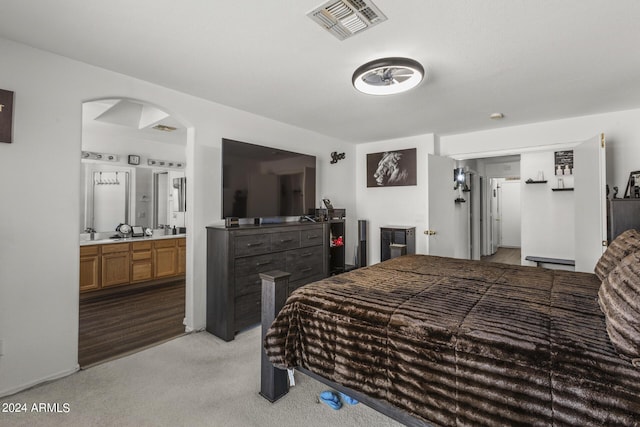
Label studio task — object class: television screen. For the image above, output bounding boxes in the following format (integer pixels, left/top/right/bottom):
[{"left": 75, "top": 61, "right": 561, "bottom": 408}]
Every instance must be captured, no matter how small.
[{"left": 222, "top": 139, "right": 316, "bottom": 219}]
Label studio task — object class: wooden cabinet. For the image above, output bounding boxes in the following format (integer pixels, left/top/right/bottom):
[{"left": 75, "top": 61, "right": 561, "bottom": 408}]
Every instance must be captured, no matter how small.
[
  {"left": 154, "top": 239, "right": 178, "bottom": 278},
  {"left": 177, "top": 238, "right": 186, "bottom": 274},
  {"left": 206, "top": 223, "right": 328, "bottom": 341},
  {"left": 101, "top": 243, "right": 131, "bottom": 288},
  {"left": 380, "top": 226, "right": 416, "bottom": 262},
  {"left": 131, "top": 241, "right": 153, "bottom": 283},
  {"left": 80, "top": 237, "right": 186, "bottom": 293},
  {"left": 80, "top": 245, "right": 100, "bottom": 292}
]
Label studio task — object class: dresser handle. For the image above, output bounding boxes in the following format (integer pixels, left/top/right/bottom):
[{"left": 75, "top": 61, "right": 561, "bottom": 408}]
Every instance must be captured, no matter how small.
[
  {"left": 256, "top": 261, "right": 271, "bottom": 266},
  {"left": 307, "top": 235, "right": 319, "bottom": 240},
  {"left": 301, "top": 252, "right": 312, "bottom": 257},
  {"left": 247, "top": 242, "right": 263, "bottom": 247},
  {"left": 279, "top": 239, "right": 293, "bottom": 243},
  {"left": 301, "top": 267, "right": 312, "bottom": 273}
]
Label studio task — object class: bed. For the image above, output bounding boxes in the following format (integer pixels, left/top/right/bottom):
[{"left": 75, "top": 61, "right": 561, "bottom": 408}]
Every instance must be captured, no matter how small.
[{"left": 264, "top": 230, "right": 640, "bottom": 426}]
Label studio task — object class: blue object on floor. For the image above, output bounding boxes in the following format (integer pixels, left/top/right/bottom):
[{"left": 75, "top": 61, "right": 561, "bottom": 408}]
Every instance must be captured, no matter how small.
[
  {"left": 320, "top": 391, "right": 342, "bottom": 410},
  {"left": 339, "top": 392, "right": 359, "bottom": 405}
]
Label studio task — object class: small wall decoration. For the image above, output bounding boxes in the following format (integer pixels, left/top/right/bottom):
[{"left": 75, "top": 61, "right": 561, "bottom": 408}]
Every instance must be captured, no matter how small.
[
  {"left": 623, "top": 170, "right": 640, "bottom": 198},
  {"left": 554, "top": 150, "right": 574, "bottom": 176},
  {"left": 367, "top": 148, "right": 417, "bottom": 187},
  {"left": 330, "top": 151, "right": 345, "bottom": 164},
  {"left": 128, "top": 154, "right": 141, "bottom": 165},
  {"left": 0, "top": 89, "right": 15, "bottom": 144}
]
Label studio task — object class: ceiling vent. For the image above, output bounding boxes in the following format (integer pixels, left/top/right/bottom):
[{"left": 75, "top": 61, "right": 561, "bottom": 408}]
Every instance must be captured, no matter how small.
[{"left": 308, "top": 0, "right": 387, "bottom": 40}]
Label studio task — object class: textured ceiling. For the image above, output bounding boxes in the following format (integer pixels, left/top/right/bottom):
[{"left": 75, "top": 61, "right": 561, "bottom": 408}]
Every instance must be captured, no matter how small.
[{"left": 1, "top": 0, "right": 640, "bottom": 143}]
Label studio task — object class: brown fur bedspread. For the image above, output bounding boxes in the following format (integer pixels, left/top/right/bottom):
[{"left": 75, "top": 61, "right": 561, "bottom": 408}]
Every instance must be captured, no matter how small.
[{"left": 264, "top": 255, "right": 640, "bottom": 426}]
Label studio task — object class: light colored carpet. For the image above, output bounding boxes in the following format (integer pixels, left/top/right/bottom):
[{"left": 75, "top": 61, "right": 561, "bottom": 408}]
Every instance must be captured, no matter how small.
[{"left": 0, "top": 326, "right": 402, "bottom": 427}]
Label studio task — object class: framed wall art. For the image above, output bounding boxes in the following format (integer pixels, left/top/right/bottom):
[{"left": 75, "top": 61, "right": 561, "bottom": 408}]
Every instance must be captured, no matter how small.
[
  {"left": 367, "top": 148, "right": 417, "bottom": 187},
  {"left": 0, "top": 89, "right": 14, "bottom": 144},
  {"left": 554, "top": 150, "right": 573, "bottom": 176}
]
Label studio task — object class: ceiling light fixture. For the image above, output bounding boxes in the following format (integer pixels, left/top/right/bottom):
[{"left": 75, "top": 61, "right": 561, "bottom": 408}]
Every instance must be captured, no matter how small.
[
  {"left": 153, "top": 124, "right": 178, "bottom": 132},
  {"left": 352, "top": 57, "right": 425, "bottom": 95}
]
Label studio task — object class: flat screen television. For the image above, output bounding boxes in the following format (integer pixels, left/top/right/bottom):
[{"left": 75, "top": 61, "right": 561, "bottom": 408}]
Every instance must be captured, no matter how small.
[{"left": 222, "top": 138, "right": 316, "bottom": 219}]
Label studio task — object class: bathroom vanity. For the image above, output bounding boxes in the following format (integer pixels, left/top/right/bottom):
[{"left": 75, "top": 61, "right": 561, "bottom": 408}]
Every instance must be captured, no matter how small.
[{"left": 80, "top": 235, "right": 186, "bottom": 294}]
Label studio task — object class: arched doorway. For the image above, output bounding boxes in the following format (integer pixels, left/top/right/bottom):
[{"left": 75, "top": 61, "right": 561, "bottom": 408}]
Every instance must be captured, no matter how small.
[{"left": 79, "top": 98, "right": 189, "bottom": 367}]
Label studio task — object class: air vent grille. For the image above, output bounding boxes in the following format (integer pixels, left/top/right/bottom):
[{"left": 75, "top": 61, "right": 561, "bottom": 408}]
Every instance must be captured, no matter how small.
[{"left": 308, "top": 0, "right": 387, "bottom": 40}]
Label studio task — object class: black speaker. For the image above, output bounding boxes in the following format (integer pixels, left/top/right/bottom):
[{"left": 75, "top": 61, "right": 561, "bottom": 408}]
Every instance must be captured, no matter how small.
[{"left": 357, "top": 220, "right": 367, "bottom": 267}]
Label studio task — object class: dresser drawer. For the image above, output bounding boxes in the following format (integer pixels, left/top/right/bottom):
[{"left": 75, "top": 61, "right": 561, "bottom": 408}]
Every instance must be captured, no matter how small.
[
  {"left": 132, "top": 241, "right": 152, "bottom": 251},
  {"left": 154, "top": 239, "right": 177, "bottom": 249},
  {"left": 270, "top": 231, "right": 300, "bottom": 251},
  {"left": 80, "top": 245, "right": 99, "bottom": 257},
  {"left": 234, "top": 291, "right": 261, "bottom": 330},
  {"left": 234, "top": 234, "right": 271, "bottom": 257},
  {"left": 235, "top": 253, "right": 285, "bottom": 296},
  {"left": 131, "top": 250, "right": 152, "bottom": 261},
  {"left": 102, "top": 242, "right": 130, "bottom": 254},
  {"left": 286, "top": 245, "right": 324, "bottom": 282},
  {"left": 300, "top": 227, "right": 323, "bottom": 247}
]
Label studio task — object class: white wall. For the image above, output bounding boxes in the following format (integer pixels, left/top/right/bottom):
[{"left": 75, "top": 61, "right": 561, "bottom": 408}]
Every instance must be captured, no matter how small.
[
  {"left": 0, "top": 38, "right": 355, "bottom": 396},
  {"left": 355, "top": 135, "right": 435, "bottom": 265},
  {"left": 520, "top": 151, "right": 574, "bottom": 265}
]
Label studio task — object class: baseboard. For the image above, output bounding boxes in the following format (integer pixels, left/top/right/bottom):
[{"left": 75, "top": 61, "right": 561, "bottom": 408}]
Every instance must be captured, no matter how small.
[{"left": 0, "top": 364, "right": 79, "bottom": 398}]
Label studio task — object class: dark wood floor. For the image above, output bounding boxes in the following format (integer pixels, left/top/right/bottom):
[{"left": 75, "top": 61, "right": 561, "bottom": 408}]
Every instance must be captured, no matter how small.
[{"left": 79, "top": 281, "right": 186, "bottom": 367}]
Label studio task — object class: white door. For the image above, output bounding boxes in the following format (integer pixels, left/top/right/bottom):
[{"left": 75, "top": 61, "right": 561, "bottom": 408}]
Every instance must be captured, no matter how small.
[
  {"left": 426, "top": 154, "right": 456, "bottom": 256},
  {"left": 574, "top": 134, "right": 607, "bottom": 273}
]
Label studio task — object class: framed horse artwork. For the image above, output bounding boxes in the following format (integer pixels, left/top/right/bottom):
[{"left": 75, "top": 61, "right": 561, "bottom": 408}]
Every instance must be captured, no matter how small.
[{"left": 366, "top": 148, "right": 417, "bottom": 187}]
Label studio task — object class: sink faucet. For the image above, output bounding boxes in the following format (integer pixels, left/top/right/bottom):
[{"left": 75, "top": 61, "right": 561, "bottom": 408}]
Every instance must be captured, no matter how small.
[{"left": 84, "top": 227, "right": 96, "bottom": 240}]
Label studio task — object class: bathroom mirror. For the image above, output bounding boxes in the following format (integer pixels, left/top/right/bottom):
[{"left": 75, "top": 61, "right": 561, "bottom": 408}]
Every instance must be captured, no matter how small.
[
  {"left": 81, "top": 165, "right": 131, "bottom": 232},
  {"left": 81, "top": 98, "right": 187, "bottom": 235}
]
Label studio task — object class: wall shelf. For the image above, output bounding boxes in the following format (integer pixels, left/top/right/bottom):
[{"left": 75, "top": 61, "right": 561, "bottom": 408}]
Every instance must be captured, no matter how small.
[
  {"left": 552, "top": 188, "right": 574, "bottom": 191},
  {"left": 525, "top": 180, "right": 547, "bottom": 184}
]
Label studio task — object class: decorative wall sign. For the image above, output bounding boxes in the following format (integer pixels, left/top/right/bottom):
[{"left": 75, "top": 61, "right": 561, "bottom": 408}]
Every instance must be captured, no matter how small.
[
  {"left": 330, "top": 151, "right": 345, "bottom": 164},
  {"left": 367, "top": 148, "right": 417, "bottom": 187},
  {"left": 0, "top": 89, "right": 15, "bottom": 144},
  {"left": 554, "top": 150, "right": 573, "bottom": 176}
]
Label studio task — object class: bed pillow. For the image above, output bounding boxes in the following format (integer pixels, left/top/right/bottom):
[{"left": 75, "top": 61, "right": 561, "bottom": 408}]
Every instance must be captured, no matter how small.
[
  {"left": 594, "top": 228, "right": 640, "bottom": 280},
  {"left": 598, "top": 251, "right": 640, "bottom": 365}
]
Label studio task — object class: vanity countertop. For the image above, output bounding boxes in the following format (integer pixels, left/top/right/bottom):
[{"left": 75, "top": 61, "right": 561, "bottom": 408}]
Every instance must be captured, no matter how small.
[{"left": 80, "top": 233, "right": 186, "bottom": 246}]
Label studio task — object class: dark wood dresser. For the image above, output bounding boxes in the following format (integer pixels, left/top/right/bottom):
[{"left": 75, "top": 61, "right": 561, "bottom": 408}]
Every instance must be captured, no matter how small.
[
  {"left": 206, "top": 222, "right": 328, "bottom": 341},
  {"left": 607, "top": 198, "right": 640, "bottom": 242}
]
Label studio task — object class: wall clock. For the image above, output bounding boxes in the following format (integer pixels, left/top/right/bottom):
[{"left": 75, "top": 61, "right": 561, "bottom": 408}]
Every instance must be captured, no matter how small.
[{"left": 128, "top": 154, "right": 140, "bottom": 165}]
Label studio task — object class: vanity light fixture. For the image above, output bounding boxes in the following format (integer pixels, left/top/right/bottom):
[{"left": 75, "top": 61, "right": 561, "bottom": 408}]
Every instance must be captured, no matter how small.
[
  {"left": 147, "top": 158, "right": 185, "bottom": 169},
  {"left": 81, "top": 151, "right": 119, "bottom": 162},
  {"left": 352, "top": 57, "right": 425, "bottom": 95}
]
